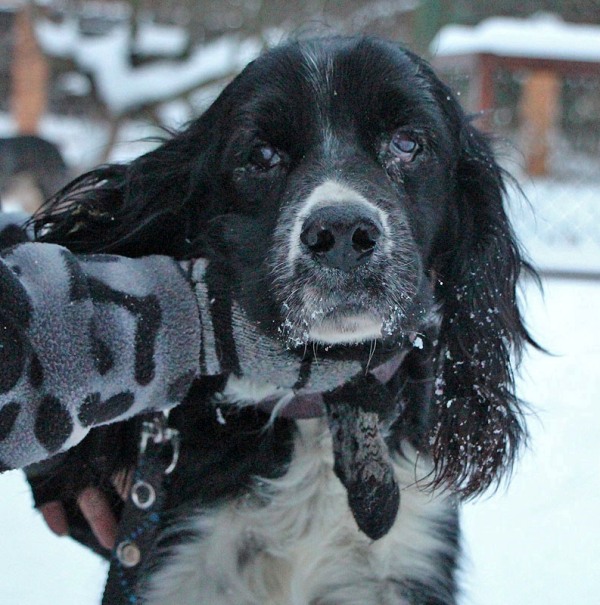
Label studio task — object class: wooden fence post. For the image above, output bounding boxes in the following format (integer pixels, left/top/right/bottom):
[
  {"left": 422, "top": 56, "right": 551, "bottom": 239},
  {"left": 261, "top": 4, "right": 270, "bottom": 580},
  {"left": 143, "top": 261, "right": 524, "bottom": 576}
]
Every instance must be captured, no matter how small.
[
  {"left": 10, "top": 4, "right": 49, "bottom": 135},
  {"left": 519, "top": 69, "right": 561, "bottom": 177}
]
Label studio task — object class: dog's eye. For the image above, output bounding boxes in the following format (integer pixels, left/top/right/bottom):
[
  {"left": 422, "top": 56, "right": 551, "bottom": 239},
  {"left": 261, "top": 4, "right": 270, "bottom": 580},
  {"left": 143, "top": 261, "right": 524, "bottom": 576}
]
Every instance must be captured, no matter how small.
[
  {"left": 390, "top": 132, "right": 419, "bottom": 161},
  {"left": 248, "top": 144, "right": 282, "bottom": 170}
]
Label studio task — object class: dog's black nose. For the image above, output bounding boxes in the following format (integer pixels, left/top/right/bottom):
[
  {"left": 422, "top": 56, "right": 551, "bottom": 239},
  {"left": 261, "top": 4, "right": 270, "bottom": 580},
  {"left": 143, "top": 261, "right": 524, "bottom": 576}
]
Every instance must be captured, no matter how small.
[{"left": 300, "top": 205, "right": 382, "bottom": 272}]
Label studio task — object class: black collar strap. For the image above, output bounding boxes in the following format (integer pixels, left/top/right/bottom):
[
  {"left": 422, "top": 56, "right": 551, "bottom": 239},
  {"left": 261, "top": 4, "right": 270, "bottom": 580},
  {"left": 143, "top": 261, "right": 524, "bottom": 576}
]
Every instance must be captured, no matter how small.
[
  {"left": 256, "top": 350, "right": 409, "bottom": 419},
  {"left": 102, "top": 414, "right": 180, "bottom": 605}
]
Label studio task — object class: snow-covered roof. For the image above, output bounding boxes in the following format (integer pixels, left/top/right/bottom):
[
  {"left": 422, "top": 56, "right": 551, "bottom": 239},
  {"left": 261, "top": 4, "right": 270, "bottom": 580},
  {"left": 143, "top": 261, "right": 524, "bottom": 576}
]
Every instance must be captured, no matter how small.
[
  {"left": 35, "top": 18, "right": 261, "bottom": 115},
  {"left": 431, "top": 14, "right": 600, "bottom": 63}
]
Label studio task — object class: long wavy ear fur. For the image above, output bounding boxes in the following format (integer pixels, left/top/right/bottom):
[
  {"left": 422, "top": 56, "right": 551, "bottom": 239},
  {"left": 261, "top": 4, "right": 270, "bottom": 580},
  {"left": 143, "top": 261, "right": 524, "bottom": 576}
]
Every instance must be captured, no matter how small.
[
  {"left": 32, "top": 95, "right": 231, "bottom": 257},
  {"left": 430, "top": 120, "right": 537, "bottom": 498}
]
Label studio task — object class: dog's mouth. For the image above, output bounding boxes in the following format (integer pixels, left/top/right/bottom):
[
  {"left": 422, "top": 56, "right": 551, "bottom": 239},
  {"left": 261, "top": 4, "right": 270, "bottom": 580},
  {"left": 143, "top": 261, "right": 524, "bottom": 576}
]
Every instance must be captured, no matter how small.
[
  {"left": 266, "top": 214, "right": 428, "bottom": 538},
  {"left": 279, "top": 288, "right": 412, "bottom": 349},
  {"left": 307, "top": 311, "right": 383, "bottom": 344}
]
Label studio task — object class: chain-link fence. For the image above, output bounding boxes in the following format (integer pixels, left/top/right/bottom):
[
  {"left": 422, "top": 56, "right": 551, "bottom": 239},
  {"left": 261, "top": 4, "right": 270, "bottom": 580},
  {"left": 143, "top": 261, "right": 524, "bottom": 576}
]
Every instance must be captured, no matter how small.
[{"left": 497, "top": 72, "right": 600, "bottom": 278}]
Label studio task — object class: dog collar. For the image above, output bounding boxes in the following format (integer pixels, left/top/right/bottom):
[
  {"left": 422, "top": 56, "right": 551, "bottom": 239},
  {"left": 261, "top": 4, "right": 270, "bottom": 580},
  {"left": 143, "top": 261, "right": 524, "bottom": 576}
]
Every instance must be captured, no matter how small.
[{"left": 256, "top": 349, "right": 409, "bottom": 419}]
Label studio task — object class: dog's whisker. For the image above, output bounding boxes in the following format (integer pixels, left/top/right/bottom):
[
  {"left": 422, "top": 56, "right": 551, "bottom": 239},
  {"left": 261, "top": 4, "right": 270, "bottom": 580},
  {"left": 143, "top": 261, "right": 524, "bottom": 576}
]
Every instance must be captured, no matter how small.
[
  {"left": 312, "top": 341, "right": 320, "bottom": 365},
  {"left": 366, "top": 339, "right": 377, "bottom": 373}
]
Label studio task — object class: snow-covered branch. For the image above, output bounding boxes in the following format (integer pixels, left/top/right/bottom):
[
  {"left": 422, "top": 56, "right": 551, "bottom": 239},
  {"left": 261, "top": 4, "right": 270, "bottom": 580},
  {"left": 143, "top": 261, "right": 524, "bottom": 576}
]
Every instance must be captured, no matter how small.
[{"left": 35, "top": 18, "right": 261, "bottom": 116}]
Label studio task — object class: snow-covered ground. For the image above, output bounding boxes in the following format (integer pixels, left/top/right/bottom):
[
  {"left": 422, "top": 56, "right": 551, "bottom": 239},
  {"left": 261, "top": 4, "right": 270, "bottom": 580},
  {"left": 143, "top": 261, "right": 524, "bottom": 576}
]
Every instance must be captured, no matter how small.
[
  {"left": 0, "top": 471, "right": 107, "bottom": 603},
  {"left": 0, "top": 275, "right": 599, "bottom": 604},
  {"left": 461, "top": 276, "right": 600, "bottom": 605}
]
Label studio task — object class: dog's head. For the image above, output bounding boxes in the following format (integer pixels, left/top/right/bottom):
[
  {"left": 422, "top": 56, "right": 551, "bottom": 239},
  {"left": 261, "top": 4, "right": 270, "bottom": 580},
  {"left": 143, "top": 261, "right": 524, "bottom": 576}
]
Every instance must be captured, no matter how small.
[
  {"left": 188, "top": 37, "right": 456, "bottom": 349},
  {"left": 38, "top": 36, "right": 534, "bottom": 500}
]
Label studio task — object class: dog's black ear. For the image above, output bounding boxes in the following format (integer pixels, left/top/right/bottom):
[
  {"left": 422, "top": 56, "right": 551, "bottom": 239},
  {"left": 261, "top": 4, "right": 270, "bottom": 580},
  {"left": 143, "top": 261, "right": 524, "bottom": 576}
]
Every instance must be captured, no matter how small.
[
  {"left": 33, "top": 96, "right": 231, "bottom": 258},
  {"left": 430, "top": 120, "right": 536, "bottom": 498}
]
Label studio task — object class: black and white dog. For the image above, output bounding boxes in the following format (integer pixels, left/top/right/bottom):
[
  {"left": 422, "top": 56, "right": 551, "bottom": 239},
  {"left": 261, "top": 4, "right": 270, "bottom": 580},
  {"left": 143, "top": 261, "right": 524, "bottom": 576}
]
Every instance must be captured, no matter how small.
[
  {"left": 34, "top": 36, "right": 535, "bottom": 604},
  {"left": 0, "top": 135, "right": 69, "bottom": 212}
]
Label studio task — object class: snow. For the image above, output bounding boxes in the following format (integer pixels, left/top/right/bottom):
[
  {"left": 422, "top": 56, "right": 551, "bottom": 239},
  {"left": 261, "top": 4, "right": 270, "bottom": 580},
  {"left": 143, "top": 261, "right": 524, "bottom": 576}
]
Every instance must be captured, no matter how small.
[
  {"left": 0, "top": 275, "right": 599, "bottom": 603},
  {"left": 0, "top": 112, "right": 166, "bottom": 175},
  {"left": 460, "top": 278, "right": 600, "bottom": 605},
  {"left": 133, "top": 22, "right": 189, "bottom": 58},
  {"left": 0, "top": 472, "right": 107, "bottom": 604},
  {"left": 35, "top": 20, "right": 261, "bottom": 115},
  {"left": 34, "top": 17, "right": 189, "bottom": 59},
  {"left": 431, "top": 14, "right": 600, "bottom": 62}
]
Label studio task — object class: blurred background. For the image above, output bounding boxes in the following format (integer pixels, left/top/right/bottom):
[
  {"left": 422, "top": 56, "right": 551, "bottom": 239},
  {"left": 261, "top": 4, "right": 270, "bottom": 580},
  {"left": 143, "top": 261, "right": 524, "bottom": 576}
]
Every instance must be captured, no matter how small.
[
  {"left": 1, "top": 0, "right": 599, "bottom": 274},
  {"left": 0, "top": 1, "right": 599, "bottom": 604}
]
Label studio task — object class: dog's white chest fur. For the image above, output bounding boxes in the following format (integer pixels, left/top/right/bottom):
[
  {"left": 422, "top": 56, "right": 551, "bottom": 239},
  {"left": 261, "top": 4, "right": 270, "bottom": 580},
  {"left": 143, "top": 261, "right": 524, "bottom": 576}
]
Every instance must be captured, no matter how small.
[{"left": 144, "top": 419, "right": 455, "bottom": 605}]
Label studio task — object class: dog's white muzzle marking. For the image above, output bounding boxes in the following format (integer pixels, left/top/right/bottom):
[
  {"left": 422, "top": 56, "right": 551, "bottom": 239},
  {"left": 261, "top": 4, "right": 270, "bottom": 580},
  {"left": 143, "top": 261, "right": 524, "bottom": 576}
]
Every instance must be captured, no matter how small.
[
  {"left": 308, "top": 315, "right": 384, "bottom": 344},
  {"left": 286, "top": 180, "right": 391, "bottom": 272},
  {"left": 281, "top": 180, "right": 392, "bottom": 345}
]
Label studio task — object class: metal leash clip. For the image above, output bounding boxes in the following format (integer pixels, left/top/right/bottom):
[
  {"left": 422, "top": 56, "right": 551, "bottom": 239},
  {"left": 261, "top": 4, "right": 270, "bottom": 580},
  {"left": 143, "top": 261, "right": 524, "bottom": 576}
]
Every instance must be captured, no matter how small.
[{"left": 139, "top": 414, "right": 181, "bottom": 475}]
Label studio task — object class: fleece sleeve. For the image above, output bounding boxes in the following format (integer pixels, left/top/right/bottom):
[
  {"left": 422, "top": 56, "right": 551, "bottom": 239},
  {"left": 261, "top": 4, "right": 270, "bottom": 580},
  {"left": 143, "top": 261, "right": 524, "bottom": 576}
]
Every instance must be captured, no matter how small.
[
  {"left": 0, "top": 243, "right": 377, "bottom": 472},
  {"left": 0, "top": 243, "right": 202, "bottom": 471}
]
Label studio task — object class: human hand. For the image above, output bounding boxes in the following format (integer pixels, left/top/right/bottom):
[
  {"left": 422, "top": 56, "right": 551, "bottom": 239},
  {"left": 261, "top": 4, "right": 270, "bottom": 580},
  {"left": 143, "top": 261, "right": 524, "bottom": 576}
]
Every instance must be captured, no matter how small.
[
  {"left": 31, "top": 467, "right": 132, "bottom": 552},
  {"left": 39, "top": 487, "right": 118, "bottom": 550}
]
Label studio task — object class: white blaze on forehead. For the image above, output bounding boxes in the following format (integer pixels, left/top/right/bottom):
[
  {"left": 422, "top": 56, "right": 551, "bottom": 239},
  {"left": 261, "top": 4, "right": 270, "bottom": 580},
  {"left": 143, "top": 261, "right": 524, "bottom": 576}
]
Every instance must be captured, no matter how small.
[
  {"left": 302, "top": 46, "right": 335, "bottom": 102},
  {"left": 286, "top": 179, "right": 391, "bottom": 269}
]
